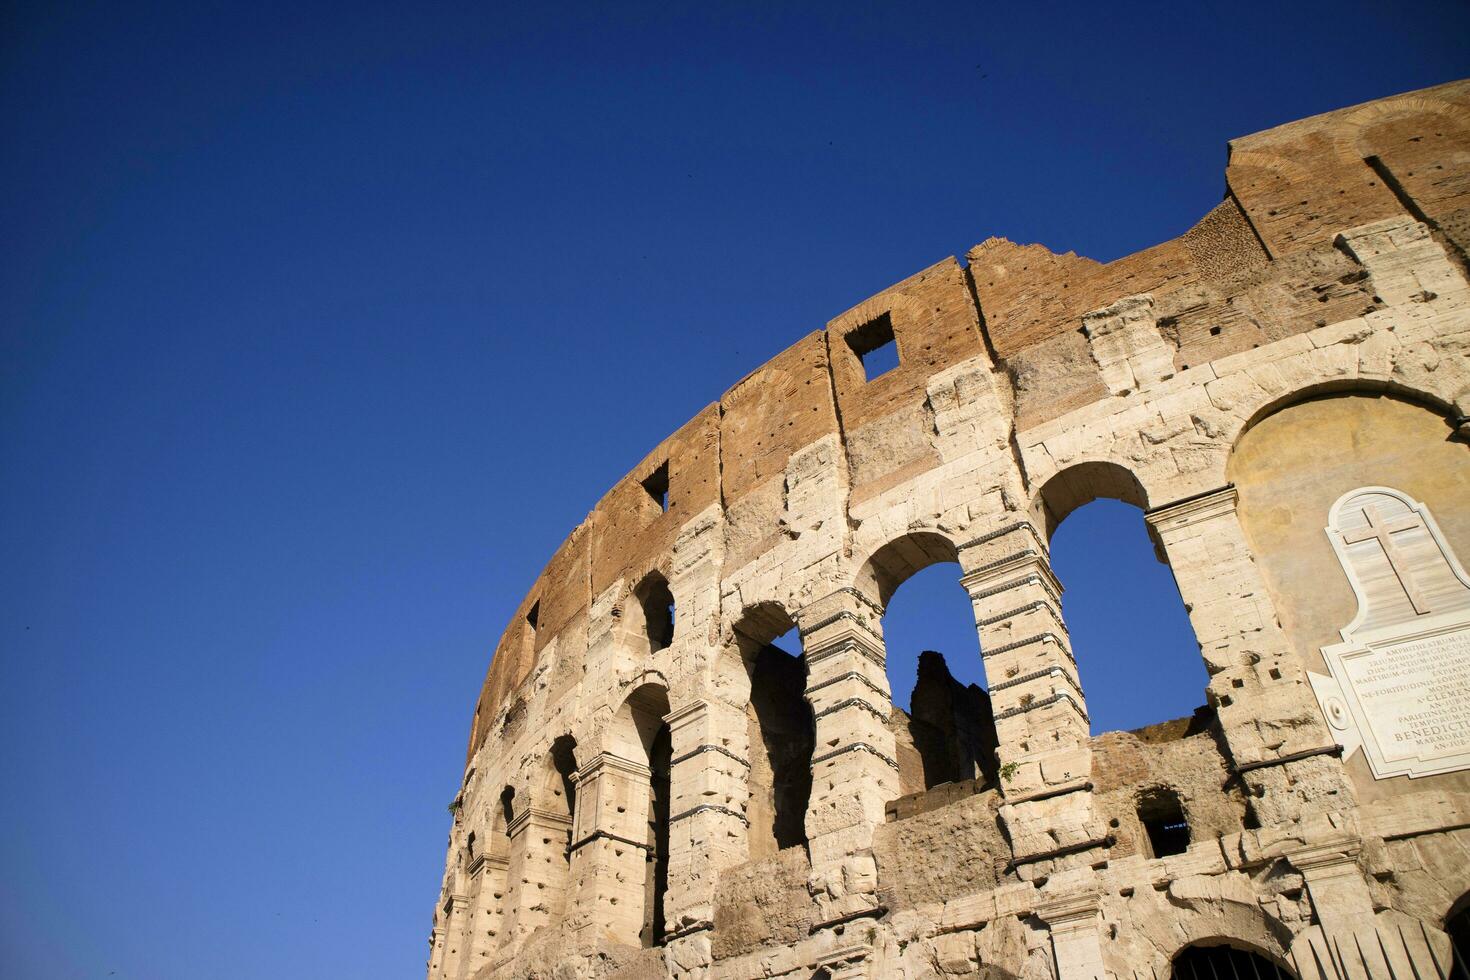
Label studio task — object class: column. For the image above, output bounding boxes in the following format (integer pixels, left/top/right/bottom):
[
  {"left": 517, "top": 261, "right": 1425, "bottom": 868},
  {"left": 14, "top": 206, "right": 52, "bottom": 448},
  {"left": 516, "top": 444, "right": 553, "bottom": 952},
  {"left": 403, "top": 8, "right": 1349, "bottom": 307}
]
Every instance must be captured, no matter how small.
[
  {"left": 662, "top": 699, "right": 748, "bottom": 944},
  {"left": 1036, "top": 894, "right": 1107, "bottom": 980},
  {"left": 1145, "top": 487, "right": 1355, "bottom": 825},
  {"left": 958, "top": 519, "right": 1106, "bottom": 876},
  {"left": 427, "top": 923, "right": 446, "bottom": 979},
  {"left": 1283, "top": 837, "right": 1450, "bottom": 980},
  {"left": 461, "top": 850, "right": 509, "bottom": 975},
  {"left": 567, "top": 752, "right": 653, "bottom": 947},
  {"left": 503, "top": 803, "right": 572, "bottom": 944},
  {"left": 438, "top": 893, "right": 470, "bottom": 979},
  {"left": 798, "top": 588, "right": 898, "bottom": 929}
]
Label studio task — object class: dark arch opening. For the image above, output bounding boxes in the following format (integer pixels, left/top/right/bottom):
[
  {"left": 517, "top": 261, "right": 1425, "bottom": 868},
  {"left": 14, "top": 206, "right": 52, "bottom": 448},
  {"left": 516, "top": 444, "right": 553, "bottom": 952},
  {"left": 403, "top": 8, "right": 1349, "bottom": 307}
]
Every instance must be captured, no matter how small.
[
  {"left": 1447, "top": 894, "right": 1470, "bottom": 980},
  {"left": 861, "top": 533, "right": 999, "bottom": 801},
  {"left": 633, "top": 572, "right": 675, "bottom": 654},
  {"left": 1136, "top": 785, "right": 1190, "bottom": 858},
  {"left": 733, "top": 602, "right": 813, "bottom": 858},
  {"left": 499, "top": 786, "right": 515, "bottom": 835},
  {"left": 1171, "top": 942, "right": 1294, "bottom": 980},
  {"left": 617, "top": 683, "right": 672, "bottom": 948},
  {"left": 547, "top": 735, "right": 579, "bottom": 862}
]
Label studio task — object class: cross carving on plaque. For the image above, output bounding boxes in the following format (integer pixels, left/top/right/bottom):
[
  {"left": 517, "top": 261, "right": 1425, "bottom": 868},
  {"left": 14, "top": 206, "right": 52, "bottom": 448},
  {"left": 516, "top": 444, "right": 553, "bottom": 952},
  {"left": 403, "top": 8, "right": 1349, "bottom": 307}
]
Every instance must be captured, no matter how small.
[{"left": 1342, "top": 504, "right": 1433, "bottom": 615}]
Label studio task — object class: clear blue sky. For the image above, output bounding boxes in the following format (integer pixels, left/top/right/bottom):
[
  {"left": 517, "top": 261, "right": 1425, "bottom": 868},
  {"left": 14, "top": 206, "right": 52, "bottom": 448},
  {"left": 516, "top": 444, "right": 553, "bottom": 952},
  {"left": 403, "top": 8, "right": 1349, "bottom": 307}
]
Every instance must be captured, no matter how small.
[{"left": 3, "top": 3, "right": 1466, "bottom": 978}]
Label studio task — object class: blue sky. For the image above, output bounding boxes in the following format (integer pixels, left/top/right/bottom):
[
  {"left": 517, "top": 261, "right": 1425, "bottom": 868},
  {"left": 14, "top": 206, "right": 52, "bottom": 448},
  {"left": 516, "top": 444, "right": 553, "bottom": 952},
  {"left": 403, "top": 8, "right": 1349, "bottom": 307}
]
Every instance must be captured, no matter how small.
[{"left": 3, "top": 3, "right": 1467, "bottom": 978}]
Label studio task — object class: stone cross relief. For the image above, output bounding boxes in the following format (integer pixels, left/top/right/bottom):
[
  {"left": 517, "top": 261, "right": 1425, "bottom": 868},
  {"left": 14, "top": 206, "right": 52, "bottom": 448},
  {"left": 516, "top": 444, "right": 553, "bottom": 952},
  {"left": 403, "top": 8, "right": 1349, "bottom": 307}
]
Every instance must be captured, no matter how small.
[
  {"left": 1340, "top": 504, "right": 1433, "bottom": 615},
  {"left": 1309, "top": 486, "right": 1470, "bottom": 779}
]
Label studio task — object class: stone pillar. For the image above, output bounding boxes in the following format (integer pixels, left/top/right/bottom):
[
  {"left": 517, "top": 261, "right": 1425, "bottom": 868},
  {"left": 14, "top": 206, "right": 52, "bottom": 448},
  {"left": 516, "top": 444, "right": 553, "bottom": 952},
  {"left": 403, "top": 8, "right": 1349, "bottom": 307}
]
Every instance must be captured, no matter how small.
[
  {"left": 798, "top": 588, "right": 898, "bottom": 928},
  {"left": 438, "top": 893, "right": 470, "bottom": 979},
  {"left": 1145, "top": 487, "right": 1355, "bottom": 824},
  {"left": 1282, "top": 836, "right": 1450, "bottom": 980},
  {"left": 958, "top": 520, "right": 1105, "bottom": 876},
  {"left": 568, "top": 752, "right": 653, "bottom": 947},
  {"left": 427, "top": 923, "right": 446, "bottom": 979},
  {"left": 461, "top": 852, "right": 508, "bottom": 975},
  {"left": 798, "top": 588, "right": 900, "bottom": 863},
  {"left": 503, "top": 803, "right": 572, "bottom": 942},
  {"left": 1036, "top": 894, "right": 1107, "bottom": 980},
  {"left": 662, "top": 698, "right": 748, "bottom": 945}
]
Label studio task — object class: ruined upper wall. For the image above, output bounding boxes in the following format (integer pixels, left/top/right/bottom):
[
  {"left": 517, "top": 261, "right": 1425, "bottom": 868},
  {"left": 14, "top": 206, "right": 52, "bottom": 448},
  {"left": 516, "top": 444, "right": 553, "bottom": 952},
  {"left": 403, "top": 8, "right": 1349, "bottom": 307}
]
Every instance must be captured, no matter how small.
[{"left": 465, "top": 79, "right": 1470, "bottom": 760}]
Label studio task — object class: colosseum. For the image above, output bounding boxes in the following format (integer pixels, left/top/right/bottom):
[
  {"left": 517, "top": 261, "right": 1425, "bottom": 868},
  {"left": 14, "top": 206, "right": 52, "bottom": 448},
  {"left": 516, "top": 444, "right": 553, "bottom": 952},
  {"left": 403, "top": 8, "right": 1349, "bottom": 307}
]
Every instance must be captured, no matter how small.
[{"left": 428, "top": 80, "right": 1470, "bottom": 980}]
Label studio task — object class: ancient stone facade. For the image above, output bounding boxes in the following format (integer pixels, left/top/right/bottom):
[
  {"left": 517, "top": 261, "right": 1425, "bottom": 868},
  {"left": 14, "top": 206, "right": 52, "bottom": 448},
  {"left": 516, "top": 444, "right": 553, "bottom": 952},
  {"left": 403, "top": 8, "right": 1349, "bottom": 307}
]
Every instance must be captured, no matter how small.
[{"left": 428, "top": 81, "right": 1470, "bottom": 980}]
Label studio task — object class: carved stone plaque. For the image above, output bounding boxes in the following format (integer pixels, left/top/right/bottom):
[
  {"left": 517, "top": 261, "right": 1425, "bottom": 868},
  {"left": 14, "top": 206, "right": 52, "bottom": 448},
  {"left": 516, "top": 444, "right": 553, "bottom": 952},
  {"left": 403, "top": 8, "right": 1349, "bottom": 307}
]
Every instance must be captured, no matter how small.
[{"left": 1310, "top": 486, "right": 1470, "bottom": 779}]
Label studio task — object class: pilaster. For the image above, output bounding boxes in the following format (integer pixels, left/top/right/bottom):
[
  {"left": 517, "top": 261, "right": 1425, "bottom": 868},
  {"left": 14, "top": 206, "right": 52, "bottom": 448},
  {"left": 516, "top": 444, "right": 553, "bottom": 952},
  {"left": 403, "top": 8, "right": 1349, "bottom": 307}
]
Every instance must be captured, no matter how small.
[
  {"left": 1146, "top": 487, "right": 1355, "bottom": 824},
  {"left": 798, "top": 588, "right": 900, "bottom": 866},
  {"left": 438, "top": 894, "right": 470, "bottom": 979},
  {"left": 662, "top": 698, "right": 749, "bottom": 947},
  {"left": 567, "top": 752, "right": 654, "bottom": 947},
  {"left": 958, "top": 520, "right": 1105, "bottom": 876},
  {"left": 1036, "top": 893, "right": 1106, "bottom": 980}
]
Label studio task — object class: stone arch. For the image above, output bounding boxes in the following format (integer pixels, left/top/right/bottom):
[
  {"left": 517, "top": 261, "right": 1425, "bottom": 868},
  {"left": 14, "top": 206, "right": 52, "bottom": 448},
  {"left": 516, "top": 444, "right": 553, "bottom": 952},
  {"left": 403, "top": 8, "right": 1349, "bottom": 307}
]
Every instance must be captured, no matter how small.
[
  {"left": 627, "top": 570, "right": 675, "bottom": 655},
  {"left": 609, "top": 681, "right": 672, "bottom": 948},
  {"left": 1033, "top": 460, "right": 1207, "bottom": 734},
  {"left": 854, "top": 529, "right": 999, "bottom": 794},
  {"left": 1170, "top": 941, "right": 1296, "bottom": 980},
  {"left": 853, "top": 529, "right": 961, "bottom": 607},
  {"left": 727, "top": 601, "right": 813, "bottom": 858},
  {"left": 1227, "top": 389, "right": 1469, "bottom": 728},
  {"left": 1034, "top": 460, "right": 1150, "bottom": 542},
  {"left": 1231, "top": 380, "right": 1460, "bottom": 451}
]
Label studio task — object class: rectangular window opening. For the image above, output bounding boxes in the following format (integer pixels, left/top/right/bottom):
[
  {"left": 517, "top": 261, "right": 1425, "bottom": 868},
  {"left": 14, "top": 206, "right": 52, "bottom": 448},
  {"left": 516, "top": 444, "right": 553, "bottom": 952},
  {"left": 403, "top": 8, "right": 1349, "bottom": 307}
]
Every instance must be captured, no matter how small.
[
  {"left": 845, "top": 312, "right": 900, "bottom": 381},
  {"left": 526, "top": 601, "right": 540, "bottom": 631},
  {"left": 642, "top": 461, "right": 670, "bottom": 512}
]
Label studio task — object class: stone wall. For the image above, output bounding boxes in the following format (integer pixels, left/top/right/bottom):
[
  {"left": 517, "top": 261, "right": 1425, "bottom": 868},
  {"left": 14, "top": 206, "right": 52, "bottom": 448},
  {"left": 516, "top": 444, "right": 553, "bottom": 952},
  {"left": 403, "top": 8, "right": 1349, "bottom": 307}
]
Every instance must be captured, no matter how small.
[{"left": 427, "top": 80, "right": 1470, "bottom": 980}]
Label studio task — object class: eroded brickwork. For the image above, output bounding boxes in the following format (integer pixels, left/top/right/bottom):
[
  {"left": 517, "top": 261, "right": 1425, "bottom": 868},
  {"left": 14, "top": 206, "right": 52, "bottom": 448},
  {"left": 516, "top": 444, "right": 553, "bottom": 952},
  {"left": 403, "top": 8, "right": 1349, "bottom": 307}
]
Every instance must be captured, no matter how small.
[{"left": 429, "top": 81, "right": 1470, "bottom": 980}]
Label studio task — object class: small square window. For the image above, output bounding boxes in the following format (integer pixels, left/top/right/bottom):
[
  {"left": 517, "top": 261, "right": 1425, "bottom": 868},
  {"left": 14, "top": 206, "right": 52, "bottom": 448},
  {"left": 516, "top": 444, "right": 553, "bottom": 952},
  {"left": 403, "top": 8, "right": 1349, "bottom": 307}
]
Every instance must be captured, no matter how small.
[
  {"left": 846, "top": 313, "right": 900, "bottom": 381},
  {"left": 641, "top": 461, "right": 669, "bottom": 512}
]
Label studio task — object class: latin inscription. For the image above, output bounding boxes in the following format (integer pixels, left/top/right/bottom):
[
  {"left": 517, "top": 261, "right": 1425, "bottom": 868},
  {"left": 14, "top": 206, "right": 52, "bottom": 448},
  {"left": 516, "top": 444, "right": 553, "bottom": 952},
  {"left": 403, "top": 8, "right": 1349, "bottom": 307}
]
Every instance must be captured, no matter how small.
[{"left": 1344, "top": 630, "right": 1470, "bottom": 764}]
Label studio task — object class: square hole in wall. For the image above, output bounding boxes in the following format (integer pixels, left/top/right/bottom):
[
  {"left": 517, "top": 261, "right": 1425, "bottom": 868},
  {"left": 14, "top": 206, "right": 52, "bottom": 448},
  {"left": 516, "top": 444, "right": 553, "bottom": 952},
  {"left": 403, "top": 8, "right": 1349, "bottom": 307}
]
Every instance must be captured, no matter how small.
[
  {"left": 846, "top": 313, "right": 900, "bottom": 381},
  {"left": 641, "top": 461, "right": 670, "bottom": 512}
]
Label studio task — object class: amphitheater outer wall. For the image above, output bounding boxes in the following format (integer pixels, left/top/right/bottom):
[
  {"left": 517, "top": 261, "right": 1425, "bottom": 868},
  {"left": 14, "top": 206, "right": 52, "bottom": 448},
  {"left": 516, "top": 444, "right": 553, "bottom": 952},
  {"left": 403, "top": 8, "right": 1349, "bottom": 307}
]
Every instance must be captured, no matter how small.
[{"left": 429, "top": 80, "right": 1470, "bottom": 980}]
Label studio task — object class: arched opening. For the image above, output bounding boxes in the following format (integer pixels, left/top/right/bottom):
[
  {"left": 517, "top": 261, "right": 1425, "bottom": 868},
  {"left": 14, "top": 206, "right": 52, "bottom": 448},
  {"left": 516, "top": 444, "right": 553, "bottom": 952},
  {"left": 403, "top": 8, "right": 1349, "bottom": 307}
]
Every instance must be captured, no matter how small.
[
  {"left": 1447, "top": 893, "right": 1470, "bottom": 980},
  {"left": 612, "top": 683, "right": 672, "bottom": 948},
  {"left": 548, "top": 735, "right": 579, "bottom": 840},
  {"left": 1040, "top": 464, "right": 1208, "bottom": 734},
  {"left": 1136, "top": 786, "right": 1190, "bottom": 858},
  {"left": 731, "top": 602, "right": 814, "bottom": 859},
  {"left": 859, "top": 532, "right": 999, "bottom": 799},
  {"left": 1171, "top": 942, "right": 1294, "bottom": 980},
  {"left": 631, "top": 572, "right": 675, "bottom": 654}
]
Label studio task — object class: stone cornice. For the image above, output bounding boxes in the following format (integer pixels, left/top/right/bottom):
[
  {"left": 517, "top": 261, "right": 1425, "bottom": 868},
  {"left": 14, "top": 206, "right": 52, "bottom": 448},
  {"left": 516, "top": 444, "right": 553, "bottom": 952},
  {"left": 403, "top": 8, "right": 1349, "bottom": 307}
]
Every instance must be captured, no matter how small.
[
  {"left": 1144, "top": 485, "right": 1238, "bottom": 534},
  {"left": 576, "top": 752, "right": 651, "bottom": 784}
]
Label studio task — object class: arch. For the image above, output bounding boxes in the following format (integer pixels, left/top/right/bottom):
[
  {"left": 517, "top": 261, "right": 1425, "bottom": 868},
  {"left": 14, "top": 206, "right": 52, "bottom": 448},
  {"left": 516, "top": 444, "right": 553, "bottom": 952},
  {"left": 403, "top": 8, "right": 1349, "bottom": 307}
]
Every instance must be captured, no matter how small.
[
  {"left": 1228, "top": 390, "right": 1470, "bottom": 737},
  {"left": 1231, "top": 381, "right": 1459, "bottom": 453},
  {"left": 1041, "top": 462, "right": 1209, "bottom": 734},
  {"left": 630, "top": 571, "right": 675, "bottom": 654},
  {"left": 854, "top": 530, "right": 960, "bottom": 607},
  {"left": 856, "top": 530, "right": 999, "bottom": 798},
  {"left": 546, "top": 735, "right": 579, "bottom": 817},
  {"left": 610, "top": 682, "right": 672, "bottom": 948},
  {"left": 729, "top": 602, "right": 813, "bottom": 858},
  {"left": 1035, "top": 460, "right": 1150, "bottom": 542},
  {"left": 1448, "top": 892, "right": 1470, "bottom": 980},
  {"left": 1171, "top": 942, "right": 1295, "bottom": 980}
]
